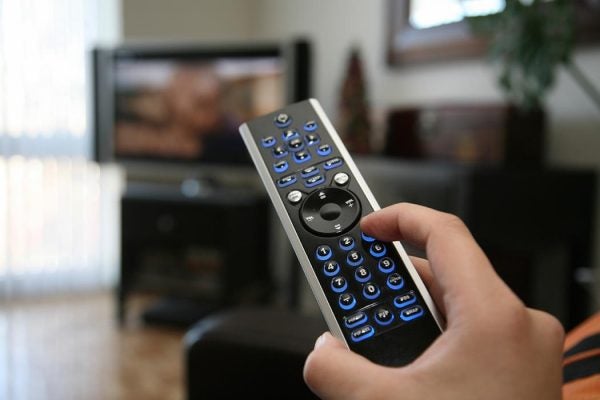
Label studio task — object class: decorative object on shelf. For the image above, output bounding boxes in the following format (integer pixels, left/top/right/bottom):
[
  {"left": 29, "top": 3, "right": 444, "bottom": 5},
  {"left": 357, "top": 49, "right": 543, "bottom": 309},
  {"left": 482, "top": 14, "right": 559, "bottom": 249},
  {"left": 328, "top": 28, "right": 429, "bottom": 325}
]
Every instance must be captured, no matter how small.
[
  {"left": 469, "top": 0, "right": 600, "bottom": 113},
  {"left": 338, "top": 47, "right": 372, "bottom": 154}
]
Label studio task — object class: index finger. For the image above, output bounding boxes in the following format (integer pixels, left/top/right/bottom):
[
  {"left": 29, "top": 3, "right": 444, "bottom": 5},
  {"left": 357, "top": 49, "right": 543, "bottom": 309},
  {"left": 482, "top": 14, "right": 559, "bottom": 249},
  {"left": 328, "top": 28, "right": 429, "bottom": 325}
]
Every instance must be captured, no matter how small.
[{"left": 360, "top": 203, "right": 516, "bottom": 319}]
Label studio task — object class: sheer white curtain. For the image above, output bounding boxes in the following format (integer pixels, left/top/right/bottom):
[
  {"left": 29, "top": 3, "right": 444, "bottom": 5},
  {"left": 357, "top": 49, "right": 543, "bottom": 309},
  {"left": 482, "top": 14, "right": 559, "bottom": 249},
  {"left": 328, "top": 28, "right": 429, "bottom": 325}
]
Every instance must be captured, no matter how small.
[{"left": 0, "top": 0, "right": 121, "bottom": 298}]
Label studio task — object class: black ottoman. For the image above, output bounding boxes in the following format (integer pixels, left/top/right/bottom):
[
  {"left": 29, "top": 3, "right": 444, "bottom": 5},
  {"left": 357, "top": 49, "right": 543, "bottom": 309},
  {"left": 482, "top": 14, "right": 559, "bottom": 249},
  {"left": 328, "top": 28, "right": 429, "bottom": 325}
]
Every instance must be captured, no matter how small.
[{"left": 184, "top": 307, "right": 327, "bottom": 399}]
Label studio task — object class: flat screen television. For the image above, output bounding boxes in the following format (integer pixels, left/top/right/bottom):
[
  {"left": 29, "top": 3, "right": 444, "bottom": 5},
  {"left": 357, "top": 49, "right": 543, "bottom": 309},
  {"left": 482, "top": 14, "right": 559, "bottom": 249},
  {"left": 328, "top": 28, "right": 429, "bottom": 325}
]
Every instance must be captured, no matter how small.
[{"left": 92, "top": 40, "right": 311, "bottom": 182}]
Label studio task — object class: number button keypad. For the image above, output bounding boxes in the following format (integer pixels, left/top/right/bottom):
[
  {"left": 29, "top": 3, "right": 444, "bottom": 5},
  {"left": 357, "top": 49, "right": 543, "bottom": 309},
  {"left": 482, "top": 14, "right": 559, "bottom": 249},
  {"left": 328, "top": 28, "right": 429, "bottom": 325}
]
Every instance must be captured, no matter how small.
[{"left": 314, "top": 232, "right": 426, "bottom": 343}]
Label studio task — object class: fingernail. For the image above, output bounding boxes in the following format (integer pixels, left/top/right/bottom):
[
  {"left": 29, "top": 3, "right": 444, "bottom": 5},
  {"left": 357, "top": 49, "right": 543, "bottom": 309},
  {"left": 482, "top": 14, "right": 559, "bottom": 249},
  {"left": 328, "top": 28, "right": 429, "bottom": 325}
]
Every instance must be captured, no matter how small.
[{"left": 314, "top": 333, "right": 328, "bottom": 349}]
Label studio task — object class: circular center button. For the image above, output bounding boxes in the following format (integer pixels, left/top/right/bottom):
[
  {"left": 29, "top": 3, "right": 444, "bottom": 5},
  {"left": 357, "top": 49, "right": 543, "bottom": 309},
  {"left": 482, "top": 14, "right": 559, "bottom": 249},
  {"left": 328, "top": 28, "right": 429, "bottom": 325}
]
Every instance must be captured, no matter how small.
[
  {"left": 300, "top": 188, "right": 361, "bottom": 236},
  {"left": 320, "top": 203, "right": 342, "bottom": 220}
]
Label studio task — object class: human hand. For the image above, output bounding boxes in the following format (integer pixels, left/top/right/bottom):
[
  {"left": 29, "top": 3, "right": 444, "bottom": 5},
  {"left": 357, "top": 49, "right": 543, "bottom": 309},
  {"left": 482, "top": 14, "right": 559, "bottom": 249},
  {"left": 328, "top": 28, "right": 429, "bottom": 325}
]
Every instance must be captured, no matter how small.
[{"left": 303, "top": 203, "right": 564, "bottom": 400}]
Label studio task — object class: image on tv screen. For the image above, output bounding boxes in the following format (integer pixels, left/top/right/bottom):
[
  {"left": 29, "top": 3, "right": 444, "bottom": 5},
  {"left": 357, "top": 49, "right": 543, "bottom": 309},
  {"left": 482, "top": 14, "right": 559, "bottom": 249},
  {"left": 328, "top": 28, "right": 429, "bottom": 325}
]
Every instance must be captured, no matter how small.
[{"left": 113, "top": 56, "right": 284, "bottom": 163}]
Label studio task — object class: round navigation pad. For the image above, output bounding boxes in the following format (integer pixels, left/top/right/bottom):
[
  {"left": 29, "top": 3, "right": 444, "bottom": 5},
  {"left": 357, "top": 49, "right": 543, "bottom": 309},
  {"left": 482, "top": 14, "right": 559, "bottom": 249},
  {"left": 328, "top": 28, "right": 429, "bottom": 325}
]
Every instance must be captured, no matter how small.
[{"left": 300, "top": 188, "right": 361, "bottom": 236}]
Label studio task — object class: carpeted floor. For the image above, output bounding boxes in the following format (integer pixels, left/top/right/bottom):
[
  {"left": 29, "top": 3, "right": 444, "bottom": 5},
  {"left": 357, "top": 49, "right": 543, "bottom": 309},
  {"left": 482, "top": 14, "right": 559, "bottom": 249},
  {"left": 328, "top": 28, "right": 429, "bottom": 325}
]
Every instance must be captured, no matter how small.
[{"left": 0, "top": 291, "right": 185, "bottom": 400}]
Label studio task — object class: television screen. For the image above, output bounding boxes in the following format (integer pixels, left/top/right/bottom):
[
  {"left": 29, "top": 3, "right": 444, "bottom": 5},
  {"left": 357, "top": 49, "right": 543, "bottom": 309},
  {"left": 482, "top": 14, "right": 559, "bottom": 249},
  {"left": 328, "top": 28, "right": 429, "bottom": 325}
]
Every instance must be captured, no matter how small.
[
  {"left": 112, "top": 54, "right": 284, "bottom": 164},
  {"left": 93, "top": 41, "right": 311, "bottom": 170}
]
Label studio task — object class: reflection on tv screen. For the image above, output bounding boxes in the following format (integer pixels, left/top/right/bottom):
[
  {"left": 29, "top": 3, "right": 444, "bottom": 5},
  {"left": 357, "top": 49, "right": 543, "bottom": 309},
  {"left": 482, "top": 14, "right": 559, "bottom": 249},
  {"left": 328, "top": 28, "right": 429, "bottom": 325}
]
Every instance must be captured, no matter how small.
[{"left": 113, "top": 57, "right": 284, "bottom": 163}]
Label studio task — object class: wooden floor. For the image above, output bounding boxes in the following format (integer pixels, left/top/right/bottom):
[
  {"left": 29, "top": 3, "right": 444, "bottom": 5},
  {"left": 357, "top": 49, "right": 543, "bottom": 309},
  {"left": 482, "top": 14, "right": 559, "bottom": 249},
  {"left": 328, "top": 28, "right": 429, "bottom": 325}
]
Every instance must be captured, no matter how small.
[{"left": 0, "top": 291, "right": 185, "bottom": 400}]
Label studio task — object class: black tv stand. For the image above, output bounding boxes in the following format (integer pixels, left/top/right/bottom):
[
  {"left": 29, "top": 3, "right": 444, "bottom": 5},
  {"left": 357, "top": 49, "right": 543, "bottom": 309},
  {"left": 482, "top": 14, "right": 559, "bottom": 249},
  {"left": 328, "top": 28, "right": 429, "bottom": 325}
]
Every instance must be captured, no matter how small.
[{"left": 117, "top": 181, "right": 272, "bottom": 327}]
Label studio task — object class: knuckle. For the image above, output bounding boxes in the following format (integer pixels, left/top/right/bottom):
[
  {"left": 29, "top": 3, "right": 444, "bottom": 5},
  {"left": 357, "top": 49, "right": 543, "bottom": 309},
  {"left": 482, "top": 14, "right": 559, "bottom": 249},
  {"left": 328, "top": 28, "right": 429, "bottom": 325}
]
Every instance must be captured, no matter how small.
[
  {"left": 535, "top": 311, "right": 565, "bottom": 345},
  {"left": 437, "top": 212, "right": 467, "bottom": 232}
]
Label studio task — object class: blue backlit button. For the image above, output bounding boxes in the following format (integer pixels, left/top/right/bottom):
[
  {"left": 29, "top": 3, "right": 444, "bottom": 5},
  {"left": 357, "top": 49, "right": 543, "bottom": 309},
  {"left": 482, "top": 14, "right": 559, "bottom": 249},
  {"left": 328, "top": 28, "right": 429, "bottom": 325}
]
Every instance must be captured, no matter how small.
[
  {"left": 378, "top": 257, "right": 395, "bottom": 273},
  {"left": 370, "top": 242, "right": 387, "bottom": 258},
  {"left": 354, "top": 266, "right": 371, "bottom": 283},
  {"left": 317, "top": 143, "right": 332, "bottom": 156},
  {"left": 361, "top": 232, "right": 376, "bottom": 243},
  {"left": 323, "top": 157, "right": 343, "bottom": 170},
  {"left": 323, "top": 260, "right": 340, "bottom": 277},
  {"left": 387, "top": 273, "right": 404, "bottom": 290},
  {"left": 304, "top": 120, "right": 318, "bottom": 132},
  {"left": 346, "top": 250, "right": 363, "bottom": 267},
  {"left": 339, "top": 293, "right": 356, "bottom": 310},
  {"left": 331, "top": 276, "right": 348, "bottom": 293},
  {"left": 301, "top": 165, "right": 319, "bottom": 178},
  {"left": 304, "top": 174, "right": 325, "bottom": 188},
  {"left": 261, "top": 136, "right": 276, "bottom": 148},
  {"left": 277, "top": 174, "right": 297, "bottom": 188},
  {"left": 393, "top": 291, "right": 417, "bottom": 309},
  {"left": 339, "top": 236, "right": 355, "bottom": 251},
  {"left": 273, "top": 145, "right": 288, "bottom": 158},
  {"left": 363, "top": 282, "right": 381, "bottom": 300},
  {"left": 305, "top": 133, "right": 320, "bottom": 146},
  {"left": 400, "top": 305, "right": 424, "bottom": 322},
  {"left": 273, "top": 160, "right": 288, "bottom": 174},
  {"left": 274, "top": 113, "right": 292, "bottom": 128},
  {"left": 316, "top": 245, "right": 332, "bottom": 261},
  {"left": 288, "top": 137, "right": 304, "bottom": 151},
  {"left": 293, "top": 150, "right": 311, "bottom": 164},
  {"left": 374, "top": 307, "right": 395, "bottom": 326},
  {"left": 282, "top": 129, "right": 300, "bottom": 141},
  {"left": 351, "top": 324, "right": 375, "bottom": 343},
  {"left": 344, "top": 311, "right": 367, "bottom": 329}
]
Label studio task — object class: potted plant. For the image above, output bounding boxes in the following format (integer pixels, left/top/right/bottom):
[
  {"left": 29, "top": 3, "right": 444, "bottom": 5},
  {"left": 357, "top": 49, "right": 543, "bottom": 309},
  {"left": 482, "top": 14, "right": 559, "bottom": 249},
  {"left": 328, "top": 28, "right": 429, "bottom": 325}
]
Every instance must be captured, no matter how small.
[{"left": 469, "top": 0, "right": 600, "bottom": 164}]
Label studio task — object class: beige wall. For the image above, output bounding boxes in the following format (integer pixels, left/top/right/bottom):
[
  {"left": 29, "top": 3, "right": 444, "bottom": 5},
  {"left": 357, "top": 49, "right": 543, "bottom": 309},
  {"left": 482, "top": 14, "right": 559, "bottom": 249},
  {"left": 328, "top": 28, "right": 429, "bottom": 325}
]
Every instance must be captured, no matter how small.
[
  {"left": 121, "top": 0, "right": 258, "bottom": 42},
  {"left": 120, "top": 0, "right": 600, "bottom": 308}
]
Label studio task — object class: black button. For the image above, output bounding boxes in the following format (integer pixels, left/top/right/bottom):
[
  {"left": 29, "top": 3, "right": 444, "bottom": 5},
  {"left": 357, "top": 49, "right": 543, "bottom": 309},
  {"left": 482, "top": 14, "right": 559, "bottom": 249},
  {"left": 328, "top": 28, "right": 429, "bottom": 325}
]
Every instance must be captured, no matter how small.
[
  {"left": 350, "top": 325, "right": 375, "bottom": 342},
  {"left": 331, "top": 276, "right": 348, "bottom": 293},
  {"left": 378, "top": 257, "right": 395, "bottom": 273},
  {"left": 317, "top": 144, "right": 332, "bottom": 156},
  {"left": 394, "top": 291, "right": 416, "bottom": 309},
  {"left": 362, "top": 282, "right": 380, "bottom": 300},
  {"left": 346, "top": 250, "right": 363, "bottom": 267},
  {"left": 277, "top": 175, "right": 296, "bottom": 188},
  {"left": 339, "top": 236, "right": 355, "bottom": 250},
  {"left": 304, "top": 175, "right": 325, "bottom": 188},
  {"left": 387, "top": 273, "right": 404, "bottom": 290},
  {"left": 273, "top": 160, "right": 288, "bottom": 173},
  {"left": 400, "top": 305, "right": 424, "bottom": 322},
  {"left": 273, "top": 146, "right": 288, "bottom": 158},
  {"left": 262, "top": 136, "right": 276, "bottom": 147},
  {"left": 339, "top": 293, "right": 356, "bottom": 310},
  {"left": 288, "top": 138, "right": 304, "bottom": 150},
  {"left": 370, "top": 242, "right": 387, "bottom": 258},
  {"left": 320, "top": 203, "right": 342, "bottom": 220},
  {"left": 304, "top": 120, "right": 318, "bottom": 132},
  {"left": 300, "top": 188, "right": 361, "bottom": 236},
  {"left": 274, "top": 113, "right": 292, "bottom": 128},
  {"left": 361, "top": 232, "right": 376, "bottom": 243},
  {"left": 355, "top": 266, "right": 371, "bottom": 283},
  {"left": 323, "top": 261, "right": 340, "bottom": 277},
  {"left": 316, "top": 245, "right": 332, "bottom": 261},
  {"left": 294, "top": 150, "right": 311, "bottom": 164},
  {"left": 374, "top": 307, "right": 394, "bottom": 326},
  {"left": 283, "top": 129, "right": 300, "bottom": 141},
  {"left": 301, "top": 166, "right": 319, "bottom": 178},
  {"left": 305, "top": 133, "right": 320, "bottom": 145},
  {"left": 323, "top": 157, "right": 343, "bottom": 170},
  {"left": 345, "top": 311, "right": 367, "bottom": 328}
]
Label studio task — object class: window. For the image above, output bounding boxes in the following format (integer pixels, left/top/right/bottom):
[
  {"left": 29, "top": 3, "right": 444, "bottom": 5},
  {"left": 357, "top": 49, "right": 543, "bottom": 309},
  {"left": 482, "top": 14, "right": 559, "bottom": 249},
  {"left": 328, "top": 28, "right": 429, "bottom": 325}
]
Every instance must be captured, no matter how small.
[{"left": 0, "top": 0, "right": 121, "bottom": 298}]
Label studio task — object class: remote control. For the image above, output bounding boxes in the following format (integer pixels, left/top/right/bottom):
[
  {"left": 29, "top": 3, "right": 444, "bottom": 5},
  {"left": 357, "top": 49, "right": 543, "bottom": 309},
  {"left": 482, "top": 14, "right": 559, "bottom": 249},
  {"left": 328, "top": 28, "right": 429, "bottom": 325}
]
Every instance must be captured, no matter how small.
[{"left": 239, "top": 99, "right": 443, "bottom": 366}]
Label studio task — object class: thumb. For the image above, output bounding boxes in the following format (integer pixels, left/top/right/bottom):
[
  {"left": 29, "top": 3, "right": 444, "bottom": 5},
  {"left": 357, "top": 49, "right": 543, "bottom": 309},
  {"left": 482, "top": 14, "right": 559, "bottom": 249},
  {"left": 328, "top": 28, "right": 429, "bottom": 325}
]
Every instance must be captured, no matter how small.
[{"left": 303, "top": 333, "right": 390, "bottom": 399}]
